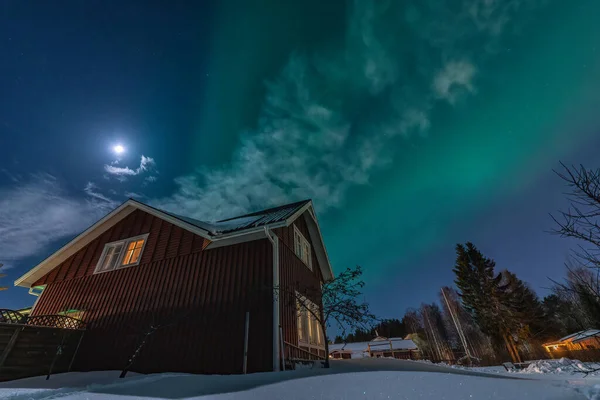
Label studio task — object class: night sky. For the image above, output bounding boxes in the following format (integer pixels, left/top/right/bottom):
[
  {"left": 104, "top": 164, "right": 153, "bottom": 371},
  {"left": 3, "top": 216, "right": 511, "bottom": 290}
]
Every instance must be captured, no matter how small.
[{"left": 2, "top": 1, "right": 600, "bottom": 319}]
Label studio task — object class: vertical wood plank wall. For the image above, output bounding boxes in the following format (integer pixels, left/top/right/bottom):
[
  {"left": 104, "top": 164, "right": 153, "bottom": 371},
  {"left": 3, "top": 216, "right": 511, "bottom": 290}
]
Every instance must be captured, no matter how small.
[
  {"left": 274, "top": 213, "right": 325, "bottom": 359},
  {"left": 30, "top": 209, "right": 274, "bottom": 374}
]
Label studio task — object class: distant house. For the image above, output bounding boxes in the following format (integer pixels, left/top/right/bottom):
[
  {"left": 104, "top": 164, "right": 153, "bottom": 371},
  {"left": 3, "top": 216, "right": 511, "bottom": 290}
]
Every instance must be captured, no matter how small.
[
  {"left": 543, "top": 330, "right": 600, "bottom": 353},
  {"left": 14, "top": 199, "right": 334, "bottom": 375},
  {"left": 329, "top": 336, "right": 419, "bottom": 360}
]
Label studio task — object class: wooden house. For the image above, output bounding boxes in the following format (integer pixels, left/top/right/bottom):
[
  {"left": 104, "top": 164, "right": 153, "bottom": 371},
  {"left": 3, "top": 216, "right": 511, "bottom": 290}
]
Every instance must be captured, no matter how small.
[
  {"left": 329, "top": 336, "right": 419, "bottom": 360},
  {"left": 14, "top": 199, "right": 333, "bottom": 374},
  {"left": 543, "top": 329, "right": 600, "bottom": 353}
]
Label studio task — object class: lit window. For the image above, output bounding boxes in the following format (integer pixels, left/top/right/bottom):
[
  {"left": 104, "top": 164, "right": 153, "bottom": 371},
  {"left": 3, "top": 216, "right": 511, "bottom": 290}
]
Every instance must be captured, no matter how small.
[
  {"left": 293, "top": 225, "right": 312, "bottom": 271},
  {"left": 95, "top": 234, "right": 148, "bottom": 274},
  {"left": 296, "top": 294, "right": 323, "bottom": 348},
  {"left": 122, "top": 239, "right": 145, "bottom": 266}
]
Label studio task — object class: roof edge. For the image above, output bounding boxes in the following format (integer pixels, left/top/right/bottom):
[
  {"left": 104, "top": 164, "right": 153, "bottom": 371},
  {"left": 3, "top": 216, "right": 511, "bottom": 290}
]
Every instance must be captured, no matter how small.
[{"left": 14, "top": 198, "right": 335, "bottom": 288}]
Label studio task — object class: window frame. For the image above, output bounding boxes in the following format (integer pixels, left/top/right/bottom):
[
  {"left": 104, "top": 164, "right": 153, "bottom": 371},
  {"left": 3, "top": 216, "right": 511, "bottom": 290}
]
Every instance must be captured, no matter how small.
[
  {"left": 93, "top": 233, "right": 149, "bottom": 274},
  {"left": 296, "top": 293, "right": 325, "bottom": 350},
  {"left": 293, "top": 225, "right": 312, "bottom": 271}
]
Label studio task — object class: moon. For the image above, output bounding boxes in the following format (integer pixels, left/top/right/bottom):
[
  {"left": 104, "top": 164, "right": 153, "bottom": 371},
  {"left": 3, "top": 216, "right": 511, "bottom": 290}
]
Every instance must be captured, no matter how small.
[{"left": 113, "top": 144, "right": 125, "bottom": 154}]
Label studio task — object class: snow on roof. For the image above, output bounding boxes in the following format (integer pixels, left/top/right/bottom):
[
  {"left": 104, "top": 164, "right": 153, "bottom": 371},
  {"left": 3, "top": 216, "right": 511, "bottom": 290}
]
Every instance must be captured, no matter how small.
[
  {"left": 329, "top": 338, "right": 417, "bottom": 353},
  {"left": 215, "top": 200, "right": 310, "bottom": 233},
  {"left": 557, "top": 329, "right": 600, "bottom": 344},
  {"left": 162, "top": 200, "right": 310, "bottom": 236},
  {"left": 329, "top": 341, "right": 369, "bottom": 353},
  {"left": 369, "top": 339, "right": 418, "bottom": 351}
]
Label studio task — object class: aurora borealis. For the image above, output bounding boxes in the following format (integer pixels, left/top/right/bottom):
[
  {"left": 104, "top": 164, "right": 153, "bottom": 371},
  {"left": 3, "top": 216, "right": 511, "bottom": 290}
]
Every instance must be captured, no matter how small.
[{"left": 2, "top": 0, "right": 600, "bottom": 317}]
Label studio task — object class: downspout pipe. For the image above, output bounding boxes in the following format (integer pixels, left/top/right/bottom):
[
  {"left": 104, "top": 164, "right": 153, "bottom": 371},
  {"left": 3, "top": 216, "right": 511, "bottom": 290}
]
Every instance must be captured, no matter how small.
[{"left": 265, "top": 227, "right": 280, "bottom": 372}]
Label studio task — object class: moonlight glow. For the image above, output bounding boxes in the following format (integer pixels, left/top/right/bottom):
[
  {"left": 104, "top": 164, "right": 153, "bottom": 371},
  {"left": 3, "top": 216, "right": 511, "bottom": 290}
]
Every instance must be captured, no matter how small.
[{"left": 113, "top": 144, "right": 125, "bottom": 154}]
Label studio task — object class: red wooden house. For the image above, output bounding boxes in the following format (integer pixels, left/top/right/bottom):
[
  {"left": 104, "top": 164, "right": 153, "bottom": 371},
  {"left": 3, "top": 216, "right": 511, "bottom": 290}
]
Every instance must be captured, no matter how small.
[{"left": 14, "top": 199, "right": 333, "bottom": 374}]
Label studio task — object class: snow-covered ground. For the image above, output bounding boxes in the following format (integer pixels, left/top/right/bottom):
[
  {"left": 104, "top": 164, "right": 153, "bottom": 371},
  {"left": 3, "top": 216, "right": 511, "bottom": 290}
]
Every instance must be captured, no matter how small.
[{"left": 1, "top": 358, "right": 600, "bottom": 399}]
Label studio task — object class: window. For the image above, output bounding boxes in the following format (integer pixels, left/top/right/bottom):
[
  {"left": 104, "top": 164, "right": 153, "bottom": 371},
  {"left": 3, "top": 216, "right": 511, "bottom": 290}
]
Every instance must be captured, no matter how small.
[
  {"left": 293, "top": 225, "right": 312, "bottom": 271},
  {"left": 94, "top": 234, "right": 148, "bottom": 274},
  {"left": 296, "top": 294, "right": 324, "bottom": 348},
  {"left": 122, "top": 239, "right": 145, "bottom": 266}
]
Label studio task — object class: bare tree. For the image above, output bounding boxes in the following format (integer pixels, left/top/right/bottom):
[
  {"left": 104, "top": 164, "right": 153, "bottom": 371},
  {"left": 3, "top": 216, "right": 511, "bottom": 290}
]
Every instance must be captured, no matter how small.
[
  {"left": 549, "top": 262, "right": 600, "bottom": 329},
  {"left": 420, "top": 303, "right": 455, "bottom": 362},
  {"left": 552, "top": 163, "right": 600, "bottom": 269},
  {"left": 550, "top": 163, "right": 600, "bottom": 330},
  {"left": 275, "top": 265, "right": 376, "bottom": 368}
]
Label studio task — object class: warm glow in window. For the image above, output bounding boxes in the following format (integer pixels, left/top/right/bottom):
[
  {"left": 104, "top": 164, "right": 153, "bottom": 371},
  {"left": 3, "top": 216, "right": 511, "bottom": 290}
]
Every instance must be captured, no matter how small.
[
  {"left": 94, "top": 234, "right": 148, "bottom": 274},
  {"left": 296, "top": 294, "right": 323, "bottom": 348},
  {"left": 122, "top": 239, "right": 145, "bottom": 266}
]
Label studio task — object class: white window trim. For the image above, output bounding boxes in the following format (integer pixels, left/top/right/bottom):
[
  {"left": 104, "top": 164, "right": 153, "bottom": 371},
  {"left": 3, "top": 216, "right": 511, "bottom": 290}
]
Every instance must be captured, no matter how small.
[
  {"left": 293, "top": 225, "right": 312, "bottom": 271},
  {"left": 93, "top": 233, "right": 149, "bottom": 274},
  {"left": 296, "top": 292, "right": 325, "bottom": 350}
]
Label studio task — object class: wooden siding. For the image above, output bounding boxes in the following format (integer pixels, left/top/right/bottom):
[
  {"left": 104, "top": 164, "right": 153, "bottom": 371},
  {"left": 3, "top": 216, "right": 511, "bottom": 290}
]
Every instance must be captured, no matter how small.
[
  {"left": 274, "top": 212, "right": 323, "bottom": 284},
  {"left": 32, "top": 209, "right": 209, "bottom": 287},
  {"left": 30, "top": 209, "right": 275, "bottom": 374},
  {"left": 274, "top": 212, "right": 325, "bottom": 360}
]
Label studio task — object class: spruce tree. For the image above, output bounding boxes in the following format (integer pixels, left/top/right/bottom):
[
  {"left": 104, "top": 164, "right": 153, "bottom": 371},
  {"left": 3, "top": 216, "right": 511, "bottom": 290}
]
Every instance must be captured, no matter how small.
[{"left": 452, "top": 242, "right": 522, "bottom": 362}]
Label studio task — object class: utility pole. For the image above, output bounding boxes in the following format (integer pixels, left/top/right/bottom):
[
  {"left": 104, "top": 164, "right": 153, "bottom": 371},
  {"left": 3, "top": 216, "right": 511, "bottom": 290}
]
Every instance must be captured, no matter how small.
[
  {"left": 422, "top": 307, "right": 443, "bottom": 361},
  {"left": 441, "top": 287, "right": 471, "bottom": 362}
]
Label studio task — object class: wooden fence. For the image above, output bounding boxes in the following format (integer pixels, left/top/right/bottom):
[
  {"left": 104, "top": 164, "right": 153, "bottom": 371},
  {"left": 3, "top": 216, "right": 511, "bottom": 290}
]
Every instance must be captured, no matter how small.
[{"left": 0, "top": 310, "right": 85, "bottom": 382}]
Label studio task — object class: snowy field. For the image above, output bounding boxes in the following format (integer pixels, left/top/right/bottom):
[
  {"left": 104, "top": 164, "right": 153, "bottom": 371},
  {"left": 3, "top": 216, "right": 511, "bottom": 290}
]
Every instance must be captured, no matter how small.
[{"left": 1, "top": 358, "right": 600, "bottom": 400}]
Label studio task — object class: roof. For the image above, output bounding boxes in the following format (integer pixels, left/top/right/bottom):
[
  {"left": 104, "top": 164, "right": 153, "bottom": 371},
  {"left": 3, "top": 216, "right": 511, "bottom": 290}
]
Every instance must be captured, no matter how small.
[
  {"left": 543, "top": 329, "right": 600, "bottom": 347},
  {"left": 369, "top": 338, "right": 418, "bottom": 351},
  {"left": 559, "top": 330, "right": 600, "bottom": 344},
  {"left": 14, "top": 198, "right": 333, "bottom": 288},
  {"left": 329, "top": 338, "right": 418, "bottom": 354},
  {"left": 166, "top": 200, "right": 311, "bottom": 236}
]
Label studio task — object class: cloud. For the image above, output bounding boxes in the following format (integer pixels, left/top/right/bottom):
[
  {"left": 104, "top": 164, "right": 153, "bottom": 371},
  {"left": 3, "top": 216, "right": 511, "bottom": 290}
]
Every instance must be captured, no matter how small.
[
  {"left": 152, "top": 0, "right": 537, "bottom": 221},
  {"left": 468, "top": 0, "right": 523, "bottom": 36},
  {"left": 0, "top": 174, "right": 117, "bottom": 269},
  {"left": 0, "top": 0, "right": 544, "bottom": 275},
  {"left": 104, "top": 155, "right": 156, "bottom": 177},
  {"left": 433, "top": 61, "right": 477, "bottom": 104},
  {"left": 124, "top": 192, "right": 145, "bottom": 199},
  {"left": 84, "top": 182, "right": 118, "bottom": 205},
  {"left": 1, "top": 169, "right": 21, "bottom": 183}
]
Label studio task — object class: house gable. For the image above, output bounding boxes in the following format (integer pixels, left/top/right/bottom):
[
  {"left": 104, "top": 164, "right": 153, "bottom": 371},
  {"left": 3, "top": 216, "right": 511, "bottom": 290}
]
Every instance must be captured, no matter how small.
[
  {"left": 273, "top": 210, "right": 324, "bottom": 283},
  {"left": 16, "top": 199, "right": 334, "bottom": 288},
  {"left": 15, "top": 200, "right": 217, "bottom": 288},
  {"left": 32, "top": 208, "right": 209, "bottom": 287}
]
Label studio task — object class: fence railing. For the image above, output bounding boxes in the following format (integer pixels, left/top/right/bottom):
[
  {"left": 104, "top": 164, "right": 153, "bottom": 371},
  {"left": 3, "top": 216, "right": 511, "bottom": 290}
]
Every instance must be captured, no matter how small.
[
  {"left": 0, "top": 310, "right": 27, "bottom": 325},
  {"left": 284, "top": 341, "right": 325, "bottom": 363},
  {"left": 0, "top": 309, "right": 85, "bottom": 330}
]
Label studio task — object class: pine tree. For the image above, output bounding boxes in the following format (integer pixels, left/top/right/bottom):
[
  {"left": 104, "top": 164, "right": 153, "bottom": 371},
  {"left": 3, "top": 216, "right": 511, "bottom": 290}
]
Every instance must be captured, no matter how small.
[
  {"left": 453, "top": 242, "right": 522, "bottom": 363},
  {"left": 374, "top": 319, "right": 406, "bottom": 338}
]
